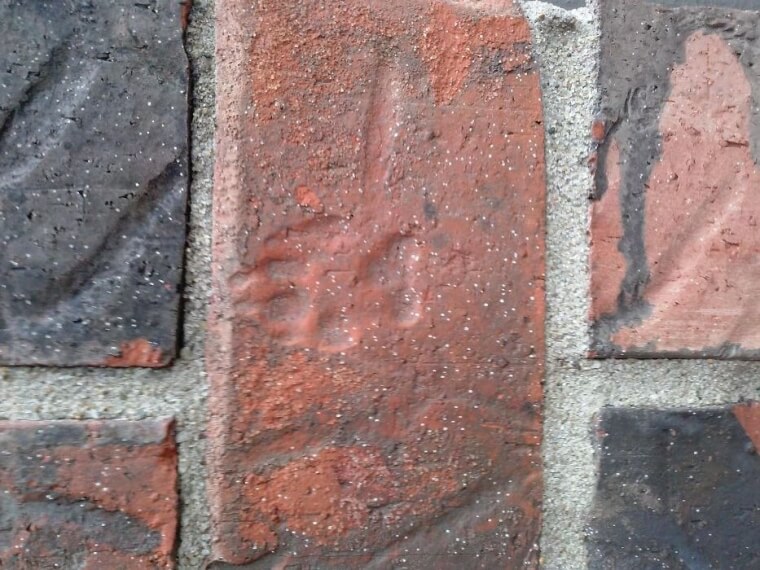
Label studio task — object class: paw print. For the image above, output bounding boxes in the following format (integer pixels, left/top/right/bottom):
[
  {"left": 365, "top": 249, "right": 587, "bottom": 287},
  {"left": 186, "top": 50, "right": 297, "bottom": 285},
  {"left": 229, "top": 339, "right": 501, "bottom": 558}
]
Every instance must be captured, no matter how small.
[{"left": 229, "top": 214, "right": 425, "bottom": 353}]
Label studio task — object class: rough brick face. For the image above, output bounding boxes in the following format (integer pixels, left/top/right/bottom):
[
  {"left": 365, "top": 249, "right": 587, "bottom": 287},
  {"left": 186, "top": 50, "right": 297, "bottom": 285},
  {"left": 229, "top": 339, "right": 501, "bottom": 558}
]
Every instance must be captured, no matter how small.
[
  {"left": 209, "top": 0, "right": 546, "bottom": 566},
  {"left": 0, "top": 419, "right": 178, "bottom": 568},
  {"left": 587, "top": 403, "right": 760, "bottom": 568},
  {"left": 0, "top": 1, "right": 189, "bottom": 366},
  {"left": 590, "top": 1, "right": 760, "bottom": 358}
]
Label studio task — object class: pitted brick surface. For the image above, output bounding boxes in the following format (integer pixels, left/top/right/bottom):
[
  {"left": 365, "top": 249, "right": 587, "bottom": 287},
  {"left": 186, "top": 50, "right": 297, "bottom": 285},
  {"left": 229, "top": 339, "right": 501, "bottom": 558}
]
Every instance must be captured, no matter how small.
[
  {"left": 0, "top": 0, "right": 189, "bottom": 366},
  {"left": 209, "top": 0, "right": 546, "bottom": 566},
  {"left": 587, "top": 403, "right": 760, "bottom": 568},
  {"left": 0, "top": 418, "right": 178, "bottom": 568},
  {"left": 590, "top": 0, "right": 760, "bottom": 358}
]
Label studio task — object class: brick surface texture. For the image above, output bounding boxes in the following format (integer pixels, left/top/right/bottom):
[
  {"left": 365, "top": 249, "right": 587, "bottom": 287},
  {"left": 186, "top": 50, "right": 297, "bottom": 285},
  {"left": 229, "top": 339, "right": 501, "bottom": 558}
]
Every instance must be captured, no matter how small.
[
  {"left": 0, "top": 419, "right": 178, "bottom": 568},
  {"left": 0, "top": 1, "right": 189, "bottom": 366},
  {"left": 209, "top": 0, "right": 546, "bottom": 566},
  {"left": 587, "top": 403, "right": 760, "bottom": 568},
  {"left": 590, "top": 0, "right": 760, "bottom": 358}
]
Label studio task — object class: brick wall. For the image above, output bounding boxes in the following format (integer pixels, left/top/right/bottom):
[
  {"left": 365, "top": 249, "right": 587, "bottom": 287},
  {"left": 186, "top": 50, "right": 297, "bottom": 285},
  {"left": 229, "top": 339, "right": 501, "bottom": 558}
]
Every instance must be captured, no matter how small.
[{"left": 0, "top": 0, "right": 758, "bottom": 568}]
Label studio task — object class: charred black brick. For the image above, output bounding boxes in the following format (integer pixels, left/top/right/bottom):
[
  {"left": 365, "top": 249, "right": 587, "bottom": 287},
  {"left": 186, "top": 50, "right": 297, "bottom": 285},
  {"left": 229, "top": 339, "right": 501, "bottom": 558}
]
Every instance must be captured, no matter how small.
[
  {"left": 0, "top": 0, "right": 189, "bottom": 366},
  {"left": 588, "top": 405, "right": 760, "bottom": 569}
]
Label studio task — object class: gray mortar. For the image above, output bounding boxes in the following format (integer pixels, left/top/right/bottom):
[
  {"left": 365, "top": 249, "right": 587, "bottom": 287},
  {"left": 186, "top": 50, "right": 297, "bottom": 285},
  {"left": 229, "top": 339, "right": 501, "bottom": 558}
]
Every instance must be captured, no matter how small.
[
  {"left": 0, "top": 0, "right": 214, "bottom": 567},
  {"left": 521, "top": 0, "right": 760, "bottom": 568},
  {"left": 0, "top": 1, "right": 757, "bottom": 569}
]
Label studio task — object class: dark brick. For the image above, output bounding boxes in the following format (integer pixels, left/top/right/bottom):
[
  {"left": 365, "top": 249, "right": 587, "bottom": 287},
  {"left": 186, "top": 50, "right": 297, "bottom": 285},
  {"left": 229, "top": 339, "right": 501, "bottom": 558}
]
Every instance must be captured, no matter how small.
[
  {"left": 590, "top": 0, "right": 760, "bottom": 358},
  {"left": 209, "top": 0, "right": 546, "bottom": 566},
  {"left": 0, "top": 0, "right": 189, "bottom": 366},
  {"left": 0, "top": 418, "right": 178, "bottom": 568},
  {"left": 587, "top": 403, "right": 760, "bottom": 569}
]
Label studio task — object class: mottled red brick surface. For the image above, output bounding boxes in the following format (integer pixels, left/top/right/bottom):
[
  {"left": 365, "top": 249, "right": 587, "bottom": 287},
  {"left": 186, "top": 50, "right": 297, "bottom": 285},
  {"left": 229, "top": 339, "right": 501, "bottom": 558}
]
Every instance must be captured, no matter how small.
[
  {"left": 590, "top": 1, "right": 760, "bottom": 358},
  {"left": 209, "top": 0, "right": 546, "bottom": 566},
  {"left": 0, "top": 419, "right": 177, "bottom": 568}
]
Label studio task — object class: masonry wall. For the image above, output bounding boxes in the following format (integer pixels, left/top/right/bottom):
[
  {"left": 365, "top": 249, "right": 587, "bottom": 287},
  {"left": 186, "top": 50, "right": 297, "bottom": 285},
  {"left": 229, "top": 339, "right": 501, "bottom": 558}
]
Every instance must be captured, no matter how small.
[{"left": 1, "top": 0, "right": 759, "bottom": 568}]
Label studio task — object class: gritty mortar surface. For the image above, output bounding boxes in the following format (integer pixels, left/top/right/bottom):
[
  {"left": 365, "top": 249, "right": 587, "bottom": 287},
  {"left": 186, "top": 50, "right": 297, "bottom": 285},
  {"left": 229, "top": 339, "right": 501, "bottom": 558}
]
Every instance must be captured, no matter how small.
[
  {"left": 521, "top": 0, "right": 760, "bottom": 568},
  {"left": 0, "top": 1, "right": 214, "bottom": 568}
]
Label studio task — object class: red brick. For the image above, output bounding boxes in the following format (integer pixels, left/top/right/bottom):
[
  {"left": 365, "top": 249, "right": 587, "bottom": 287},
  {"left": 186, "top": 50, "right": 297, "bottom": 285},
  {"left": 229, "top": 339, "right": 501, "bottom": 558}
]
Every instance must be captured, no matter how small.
[
  {"left": 591, "top": 2, "right": 760, "bottom": 358},
  {"left": 0, "top": 419, "right": 178, "bottom": 568},
  {"left": 209, "top": 0, "right": 545, "bottom": 566},
  {"left": 734, "top": 401, "right": 760, "bottom": 450}
]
